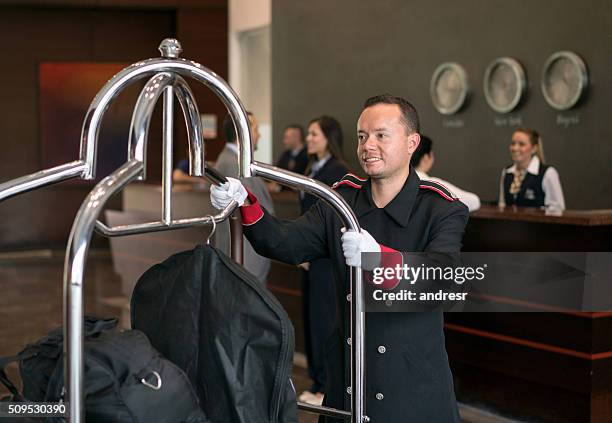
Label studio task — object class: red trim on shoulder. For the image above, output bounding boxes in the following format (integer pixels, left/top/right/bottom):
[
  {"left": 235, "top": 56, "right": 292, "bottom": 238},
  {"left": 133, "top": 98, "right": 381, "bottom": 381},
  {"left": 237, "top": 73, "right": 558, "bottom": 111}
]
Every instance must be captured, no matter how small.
[
  {"left": 419, "top": 185, "right": 457, "bottom": 202},
  {"left": 332, "top": 180, "right": 362, "bottom": 189},
  {"left": 346, "top": 172, "right": 367, "bottom": 181},
  {"left": 240, "top": 188, "right": 264, "bottom": 225},
  {"left": 421, "top": 178, "right": 454, "bottom": 195}
]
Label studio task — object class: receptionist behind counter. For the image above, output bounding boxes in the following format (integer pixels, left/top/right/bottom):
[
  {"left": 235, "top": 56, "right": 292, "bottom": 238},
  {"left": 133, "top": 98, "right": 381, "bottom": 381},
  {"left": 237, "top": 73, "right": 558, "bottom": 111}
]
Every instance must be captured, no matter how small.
[{"left": 498, "top": 128, "right": 565, "bottom": 211}]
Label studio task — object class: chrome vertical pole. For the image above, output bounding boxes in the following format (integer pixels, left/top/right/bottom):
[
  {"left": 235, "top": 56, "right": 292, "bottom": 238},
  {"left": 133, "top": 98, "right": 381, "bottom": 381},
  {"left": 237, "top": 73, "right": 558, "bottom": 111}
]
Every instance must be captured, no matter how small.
[
  {"left": 351, "top": 268, "right": 367, "bottom": 423},
  {"left": 159, "top": 40, "right": 182, "bottom": 224},
  {"left": 65, "top": 161, "right": 144, "bottom": 423},
  {"left": 162, "top": 89, "right": 174, "bottom": 224}
]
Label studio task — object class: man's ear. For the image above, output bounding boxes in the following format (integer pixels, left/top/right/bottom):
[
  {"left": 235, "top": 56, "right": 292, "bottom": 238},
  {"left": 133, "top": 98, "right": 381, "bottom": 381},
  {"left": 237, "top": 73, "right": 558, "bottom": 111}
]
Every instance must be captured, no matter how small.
[{"left": 407, "top": 133, "right": 421, "bottom": 154}]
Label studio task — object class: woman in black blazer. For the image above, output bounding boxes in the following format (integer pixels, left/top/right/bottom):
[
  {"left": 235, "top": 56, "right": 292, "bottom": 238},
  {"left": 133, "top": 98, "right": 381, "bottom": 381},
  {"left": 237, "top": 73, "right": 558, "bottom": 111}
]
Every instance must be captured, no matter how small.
[{"left": 298, "top": 116, "right": 349, "bottom": 405}]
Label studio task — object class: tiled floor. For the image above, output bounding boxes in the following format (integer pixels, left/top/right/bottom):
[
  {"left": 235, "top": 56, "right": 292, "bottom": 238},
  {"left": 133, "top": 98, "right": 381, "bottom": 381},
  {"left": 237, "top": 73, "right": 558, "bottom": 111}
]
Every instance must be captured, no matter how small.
[{"left": 0, "top": 250, "right": 320, "bottom": 422}]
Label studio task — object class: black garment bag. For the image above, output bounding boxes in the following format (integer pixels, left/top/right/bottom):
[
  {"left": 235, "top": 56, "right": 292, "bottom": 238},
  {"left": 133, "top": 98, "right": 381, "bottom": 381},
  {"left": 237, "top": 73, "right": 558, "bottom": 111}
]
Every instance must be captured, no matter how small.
[{"left": 131, "top": 244, "right": 297, "bottom": 423}]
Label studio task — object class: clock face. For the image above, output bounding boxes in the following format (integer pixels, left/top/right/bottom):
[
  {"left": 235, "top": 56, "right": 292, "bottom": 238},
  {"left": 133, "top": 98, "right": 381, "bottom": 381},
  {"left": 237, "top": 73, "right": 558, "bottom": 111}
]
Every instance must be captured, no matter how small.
[
  {"left": 484, "top": 57, "right": 526, "bottom": 113},
  {"left": 430, "top": 63, "right": 469, "bottom": 115},
  {"left": 541, "top": 51, "right": 588, "bottom": 110}
]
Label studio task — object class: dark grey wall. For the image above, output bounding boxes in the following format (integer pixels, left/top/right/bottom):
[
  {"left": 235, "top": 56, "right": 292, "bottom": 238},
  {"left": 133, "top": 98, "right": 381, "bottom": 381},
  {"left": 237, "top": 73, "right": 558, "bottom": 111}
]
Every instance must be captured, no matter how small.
[{"left": 272, "top": 0, "right": 612, "bottom": 209}]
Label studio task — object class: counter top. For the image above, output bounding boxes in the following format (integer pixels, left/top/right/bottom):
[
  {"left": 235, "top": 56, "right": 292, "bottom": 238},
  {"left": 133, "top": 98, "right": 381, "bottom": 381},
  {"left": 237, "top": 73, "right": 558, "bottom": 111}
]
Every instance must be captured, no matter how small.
[{"left": 471, "top": 205, "right": 612, "bottom": 226}]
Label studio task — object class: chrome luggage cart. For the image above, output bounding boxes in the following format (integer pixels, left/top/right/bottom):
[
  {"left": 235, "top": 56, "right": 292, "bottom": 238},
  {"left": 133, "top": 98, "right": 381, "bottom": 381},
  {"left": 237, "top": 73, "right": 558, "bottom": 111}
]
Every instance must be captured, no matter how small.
[{"left": 0, "top": 39, "right": 367, "bottom": 423}]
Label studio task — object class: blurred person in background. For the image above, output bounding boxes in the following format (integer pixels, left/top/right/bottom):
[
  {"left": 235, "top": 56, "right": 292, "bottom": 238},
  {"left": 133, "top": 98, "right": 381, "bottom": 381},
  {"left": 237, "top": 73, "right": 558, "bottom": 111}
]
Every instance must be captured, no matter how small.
[
  {"left": 411, "top": 135, "right": 480, "bottom": 211},
  {"left": 215, "top": 112, "right": 275, "bottom": 283},
  {"left": 277, "top": 124, "right": 308, "bottom": 174},
  {"left": 499, "top": 128, "right": 565, "bottom": 211},
  {"left": 269, "top": 124, "right": 308, "bottom": 192},
  {"left": 298, "top": 115, "right": 349, "bottom": 406}
]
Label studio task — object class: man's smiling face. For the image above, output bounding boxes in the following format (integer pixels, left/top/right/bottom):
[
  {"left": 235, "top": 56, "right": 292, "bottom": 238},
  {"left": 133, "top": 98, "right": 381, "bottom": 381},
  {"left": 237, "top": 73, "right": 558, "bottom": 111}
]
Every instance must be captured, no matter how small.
[{"left": 357, "top": 103, "right": 420, "bottom": 180}]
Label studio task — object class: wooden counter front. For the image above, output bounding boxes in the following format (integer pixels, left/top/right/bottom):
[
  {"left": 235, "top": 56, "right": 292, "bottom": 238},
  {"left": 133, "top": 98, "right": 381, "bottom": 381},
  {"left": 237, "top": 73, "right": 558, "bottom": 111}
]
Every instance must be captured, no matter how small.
[
  {"left": 463, "top": 205, "right": 612, "bottom": 252},
  {"left": 448, "top": 205, "right": 612, "bottom": 422},
  {"left": 471, "top": 205, "right": 612, "bottom": 226}
]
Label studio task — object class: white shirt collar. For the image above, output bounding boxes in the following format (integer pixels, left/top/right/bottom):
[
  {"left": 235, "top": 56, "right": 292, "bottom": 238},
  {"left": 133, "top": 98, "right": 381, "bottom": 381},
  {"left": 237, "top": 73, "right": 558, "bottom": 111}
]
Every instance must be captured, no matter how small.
[
  {"left": 310, "top": 153, "right": 332, "bottom": 174},
  {"left": 291, "top": 145, "right": 305, "bottom": 156},
  {"left": 415, "top": 169, "right": 429, "bottom": 180},
  {"left": 505, "top": 155, "right": 540, "bottom": 176}
]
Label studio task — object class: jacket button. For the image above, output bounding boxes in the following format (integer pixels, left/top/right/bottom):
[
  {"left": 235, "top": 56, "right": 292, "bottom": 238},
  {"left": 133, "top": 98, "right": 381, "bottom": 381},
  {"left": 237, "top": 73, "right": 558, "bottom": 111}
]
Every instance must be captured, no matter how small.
[
  {"left": 346, "top": 386, "right": 352, "bottom": 395},
  {"left": 346, "top": 293, "right": 351, "bottom": 302},
  {"left": 375, "top": 393, "right": 384, "bottom": 401},
  {"left": 347, "top": 337, "right": 351, "bottom": 346},
  {"left": 377, "top": 345, "right": 386, "bottom": 354}
]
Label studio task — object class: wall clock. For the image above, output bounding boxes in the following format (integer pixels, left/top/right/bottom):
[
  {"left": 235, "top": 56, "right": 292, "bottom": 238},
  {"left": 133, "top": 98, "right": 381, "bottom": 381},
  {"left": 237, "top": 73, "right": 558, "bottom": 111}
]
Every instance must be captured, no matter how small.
[
  {"left": 541, "top": 51, "right": 588, "bottom": 110},
  {"left": 484, "top": 57, "right": 526, "bottom": 113},
  {"left": 430, "top": 62, "right": 469, "bottom": 115}
]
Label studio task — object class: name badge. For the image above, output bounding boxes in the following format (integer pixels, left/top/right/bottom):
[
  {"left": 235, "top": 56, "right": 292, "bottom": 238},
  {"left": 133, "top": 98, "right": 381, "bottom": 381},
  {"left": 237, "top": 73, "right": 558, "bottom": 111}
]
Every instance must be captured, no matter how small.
[{"left": 525, "top": 189, "right": 535, "bottom": 200}]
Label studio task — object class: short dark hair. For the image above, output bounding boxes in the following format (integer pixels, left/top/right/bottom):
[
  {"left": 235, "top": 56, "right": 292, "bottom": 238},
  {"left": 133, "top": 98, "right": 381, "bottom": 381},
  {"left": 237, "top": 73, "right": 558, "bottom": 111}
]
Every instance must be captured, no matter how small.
[
  {"left": 410, "top": 134, "right": 433, "bottom": 168},
  {"left": 223, "top": 111, "right": 254, "bottom": 144},
  {"left": 362, "top": 94, "right": 420, "bottom": 134},
  {"left": 284, "top": 124, "right": 304, "bottom": 142}
]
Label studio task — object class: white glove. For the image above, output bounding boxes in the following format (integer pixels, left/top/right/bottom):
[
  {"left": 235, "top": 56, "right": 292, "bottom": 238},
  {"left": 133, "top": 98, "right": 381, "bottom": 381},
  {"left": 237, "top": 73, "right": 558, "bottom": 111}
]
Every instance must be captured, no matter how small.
[
  {"left": 341, "top": 228, "right": 381, "bottom": 268},
  {"left": 210, "top": 177, "right": 248, "bottom": 210}
]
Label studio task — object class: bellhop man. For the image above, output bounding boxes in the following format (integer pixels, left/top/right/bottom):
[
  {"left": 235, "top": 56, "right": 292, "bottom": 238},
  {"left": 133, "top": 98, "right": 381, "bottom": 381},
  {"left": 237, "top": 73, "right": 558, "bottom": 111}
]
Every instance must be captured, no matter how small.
[{"left": 211, "top": 94, "right": 468, "bottom": 422}]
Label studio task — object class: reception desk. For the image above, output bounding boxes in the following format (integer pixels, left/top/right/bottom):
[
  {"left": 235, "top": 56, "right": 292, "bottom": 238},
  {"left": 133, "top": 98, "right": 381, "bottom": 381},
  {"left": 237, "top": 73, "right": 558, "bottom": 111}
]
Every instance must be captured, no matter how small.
[
  {"left": 463, "top": 205, "right": 612, "bottom": 252},
  {"left": 447, "top": 205, "right": 612, "bottom": 422}
]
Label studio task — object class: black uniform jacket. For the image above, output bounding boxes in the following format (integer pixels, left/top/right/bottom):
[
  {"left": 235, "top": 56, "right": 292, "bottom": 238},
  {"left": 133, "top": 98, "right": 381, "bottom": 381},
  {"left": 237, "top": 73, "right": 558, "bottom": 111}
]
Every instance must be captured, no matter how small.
[
  {"left": 242, "top": 170, "right": 469, "bottom": 422},
  {"left": 276, "top": 147, "right": 309, "bottom": 175},
  {"left": 300, "top": 156, "right": 349, "bottom": 214}
]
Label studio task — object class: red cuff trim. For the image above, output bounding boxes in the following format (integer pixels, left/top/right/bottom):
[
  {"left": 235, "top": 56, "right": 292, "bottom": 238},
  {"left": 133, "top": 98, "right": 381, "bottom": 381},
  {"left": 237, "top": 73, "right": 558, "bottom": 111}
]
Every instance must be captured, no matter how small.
[
  {"left": 380, "top": 244, "right": 398, "bottom": 254},
  {"left": 241, "top": 188, "right": 264, "bottom": 226},
  {"left": 379, "top": 244, "right": 403, "bottom": 290}
]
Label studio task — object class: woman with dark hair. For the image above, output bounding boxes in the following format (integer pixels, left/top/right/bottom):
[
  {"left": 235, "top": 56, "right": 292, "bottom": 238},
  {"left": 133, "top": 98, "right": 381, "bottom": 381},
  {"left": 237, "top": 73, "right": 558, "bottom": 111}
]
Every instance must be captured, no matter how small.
[
  {"left": 300, "top": 116, "right": 349, "bottom": 212},
  {"left": 499, "top": 128, "right": 565, "bottom": 210},
  {"left": 298, "top": 115, "right": 349, "bottom": 406},
  {"left": 411, "top": 135, "right": 480, "bottom": 211}
]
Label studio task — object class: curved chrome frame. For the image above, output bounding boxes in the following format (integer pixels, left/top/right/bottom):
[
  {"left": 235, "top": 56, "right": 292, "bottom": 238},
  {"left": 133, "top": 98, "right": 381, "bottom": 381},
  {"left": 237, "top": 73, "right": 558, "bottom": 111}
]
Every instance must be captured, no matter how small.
[
  {"left": 430, "top": 62, "right": 469, "bottom": 115},
  {"left": 483, "top": 57, "right": 527, "bottom": 114},
  {"left": 79, "top": 58, "right": 252, "bottom": 180},
  {"left": 0, "top": 160, "right": 88, "bottom": 202},
  {"left": 0, "top": 39, "right": 367, "bottom": 423},
  {"left": 91, "top": 70, "right": 211, "bottom": 235},
  {"left": 541, "top": 50, "right": 588, "bottom": 111},
  {"left": 127, "top": 71, "right": 203, "bottom": 181}
]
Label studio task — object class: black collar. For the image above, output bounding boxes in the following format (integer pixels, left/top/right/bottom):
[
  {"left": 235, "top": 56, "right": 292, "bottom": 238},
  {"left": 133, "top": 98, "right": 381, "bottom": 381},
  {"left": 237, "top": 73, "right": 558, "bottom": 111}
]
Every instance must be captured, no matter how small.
[{"left": 354, "top": 168, "right": 420, "bottom": 227}]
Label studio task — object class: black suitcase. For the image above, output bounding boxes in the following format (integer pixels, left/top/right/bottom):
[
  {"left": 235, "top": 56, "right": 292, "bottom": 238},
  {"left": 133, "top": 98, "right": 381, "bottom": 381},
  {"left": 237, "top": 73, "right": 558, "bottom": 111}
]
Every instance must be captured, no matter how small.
[{"left": 1, "top": 316, "right": 209, "bottom": 423}]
